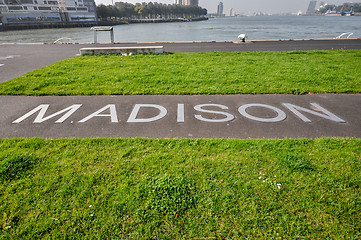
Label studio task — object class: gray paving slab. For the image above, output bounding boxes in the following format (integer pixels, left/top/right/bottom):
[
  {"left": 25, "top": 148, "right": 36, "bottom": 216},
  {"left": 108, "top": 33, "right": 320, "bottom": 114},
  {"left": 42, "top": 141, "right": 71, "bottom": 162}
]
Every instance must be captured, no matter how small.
[
  {"left": 1, "top": 39, "right": 361, "bottom": 83},
  {"left": 1, "top": 94, "right": 360, "bottom": 138}
]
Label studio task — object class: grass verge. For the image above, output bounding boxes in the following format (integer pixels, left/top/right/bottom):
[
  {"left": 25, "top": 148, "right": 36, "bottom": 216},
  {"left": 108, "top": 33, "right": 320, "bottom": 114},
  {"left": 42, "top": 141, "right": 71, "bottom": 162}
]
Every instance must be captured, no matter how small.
[
  {"left": 0, "top": 50, "right": 360, "bottom": 95},
  {"left": 1, "top": 138, "right": 360, "bottom": 239}
]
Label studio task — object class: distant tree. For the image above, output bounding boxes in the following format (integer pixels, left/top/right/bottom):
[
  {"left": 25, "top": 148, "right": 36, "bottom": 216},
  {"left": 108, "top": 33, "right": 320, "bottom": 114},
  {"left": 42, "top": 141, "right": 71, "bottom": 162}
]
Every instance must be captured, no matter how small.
[
  {"left": 97, "top": 1, "right": 207, "bottom": 21},
  {"left": 317, "top": 3, "right": 361, "bottom": 13},
  {"left": 97, "top": 4, "right": 111, "bottom": 21}
]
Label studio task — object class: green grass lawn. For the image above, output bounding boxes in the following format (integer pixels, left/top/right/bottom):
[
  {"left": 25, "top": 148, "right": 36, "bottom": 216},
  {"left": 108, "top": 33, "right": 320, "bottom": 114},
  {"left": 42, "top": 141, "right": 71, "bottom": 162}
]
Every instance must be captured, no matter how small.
[
  {"left": 0, "top": 50, "right": 360, "bottom": 95},
  {"left": 1, "top": 50, "right": 360, "bottom": 238},
  {"left": 1, "top": 138, "right": 360, "bottom": 239}
]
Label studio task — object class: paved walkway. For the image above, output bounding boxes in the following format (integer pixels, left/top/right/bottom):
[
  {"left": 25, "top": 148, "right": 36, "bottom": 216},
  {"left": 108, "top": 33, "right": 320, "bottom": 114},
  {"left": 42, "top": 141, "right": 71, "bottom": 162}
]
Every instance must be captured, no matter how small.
[
  {"left": 1, "top": 94, "right": 360, "bottom": 138},
  {"left": 1, "top": 39, "right": 361, "bottom": 83}
]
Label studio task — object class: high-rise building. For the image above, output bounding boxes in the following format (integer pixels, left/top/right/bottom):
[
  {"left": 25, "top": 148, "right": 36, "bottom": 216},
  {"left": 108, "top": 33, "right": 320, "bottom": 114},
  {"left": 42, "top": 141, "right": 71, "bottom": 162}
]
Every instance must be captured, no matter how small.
[
  {"left": 217, "top": 2, "right": 224, "bottom": 16},
  {"left": 190, "top": 0, "right": 198, "bottom": 6},
  {"left": 0, "top": 0, "right": 96, "bottom": 25},
  {"left": 306, "top": 0, "right": 317, "bottom": 15},
  {"left": 181, "top": 0, "right": 198, "bottom": 6},
  {"left": 229, "top": 8, "right": 234, "bottom": 17}
]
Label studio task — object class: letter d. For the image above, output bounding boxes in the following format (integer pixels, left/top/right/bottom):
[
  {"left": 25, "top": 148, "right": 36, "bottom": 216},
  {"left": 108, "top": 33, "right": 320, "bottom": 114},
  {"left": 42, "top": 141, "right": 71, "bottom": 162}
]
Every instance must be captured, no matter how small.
[{"left": 127, "top": 104, "right": 167, "bottom": 123}]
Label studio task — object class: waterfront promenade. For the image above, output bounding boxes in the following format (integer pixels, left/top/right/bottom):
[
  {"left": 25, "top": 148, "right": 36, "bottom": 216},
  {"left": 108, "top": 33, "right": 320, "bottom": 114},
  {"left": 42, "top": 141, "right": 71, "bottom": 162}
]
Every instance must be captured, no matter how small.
[{"left": 1, "top": 38, "right": 361, "bottom": 83}]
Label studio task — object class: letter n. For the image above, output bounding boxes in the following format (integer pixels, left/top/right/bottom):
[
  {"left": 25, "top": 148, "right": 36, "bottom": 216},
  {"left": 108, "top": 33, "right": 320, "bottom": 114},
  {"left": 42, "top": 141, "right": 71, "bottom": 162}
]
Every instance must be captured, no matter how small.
[
  {"left": 13, "top": 104, "right": 82, "bottom": 123},
  {"left": 282, "top": 103, "right": 345, "bottom": 123}
]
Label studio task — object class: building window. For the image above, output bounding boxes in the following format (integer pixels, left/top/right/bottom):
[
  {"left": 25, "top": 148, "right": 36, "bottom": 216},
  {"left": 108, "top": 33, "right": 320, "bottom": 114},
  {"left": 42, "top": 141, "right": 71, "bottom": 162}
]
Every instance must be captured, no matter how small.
[
  {"left": 8, "top": 6, "right": 23, "bottom": 10},
  {"left": 38, "top": 6, "right": 51, "bottom": 10},
  {"left": 20, "top": 0, "right": 35, "bottom": 4}
]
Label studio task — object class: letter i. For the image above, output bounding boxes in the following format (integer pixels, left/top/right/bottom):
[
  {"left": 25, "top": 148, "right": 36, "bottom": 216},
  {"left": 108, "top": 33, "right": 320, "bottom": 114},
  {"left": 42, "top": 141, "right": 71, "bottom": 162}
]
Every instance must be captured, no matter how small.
[{"left": 177, "top": 104, "right": 185, "bottom": 123}]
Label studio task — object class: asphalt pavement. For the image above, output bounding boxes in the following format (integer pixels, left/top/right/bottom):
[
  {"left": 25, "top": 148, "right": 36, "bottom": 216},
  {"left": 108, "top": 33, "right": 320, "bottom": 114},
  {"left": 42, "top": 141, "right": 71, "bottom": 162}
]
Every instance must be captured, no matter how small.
[{"left": 1, "top": 94, "right": 360, "bottom": 138}]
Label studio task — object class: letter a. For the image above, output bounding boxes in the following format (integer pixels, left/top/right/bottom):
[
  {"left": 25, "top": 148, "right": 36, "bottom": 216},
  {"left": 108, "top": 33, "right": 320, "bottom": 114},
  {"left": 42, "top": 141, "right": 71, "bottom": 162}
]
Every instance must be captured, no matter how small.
[{"left": 78, "top": 104, "right": 118, "bottom": 123}]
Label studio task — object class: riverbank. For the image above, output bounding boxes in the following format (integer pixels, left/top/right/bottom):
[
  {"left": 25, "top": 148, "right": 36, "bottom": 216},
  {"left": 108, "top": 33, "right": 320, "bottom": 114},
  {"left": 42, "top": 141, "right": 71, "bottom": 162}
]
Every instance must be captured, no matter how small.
[
  {"left": 99, "top": 16, "right": 208, "bottom": 25},
  {"left": 0, "top": 17, "right": 208, "bottom": 32},
  {"left": 0, "top": 21, "right": 96, "bottom": 32}
]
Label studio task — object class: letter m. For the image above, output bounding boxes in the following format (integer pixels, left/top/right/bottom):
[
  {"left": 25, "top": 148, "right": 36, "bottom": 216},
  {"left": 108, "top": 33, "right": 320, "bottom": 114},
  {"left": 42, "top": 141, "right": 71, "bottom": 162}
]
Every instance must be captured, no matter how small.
[{"left": 13, "top": 104, "right": 82, "bottom": 123}]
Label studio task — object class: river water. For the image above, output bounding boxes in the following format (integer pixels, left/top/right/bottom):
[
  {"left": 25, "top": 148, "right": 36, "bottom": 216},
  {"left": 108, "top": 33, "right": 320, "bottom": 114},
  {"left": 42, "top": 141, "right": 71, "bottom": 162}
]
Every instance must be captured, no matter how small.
[{"left": 0, "top": 15, "right": 360, "bottom": 43}]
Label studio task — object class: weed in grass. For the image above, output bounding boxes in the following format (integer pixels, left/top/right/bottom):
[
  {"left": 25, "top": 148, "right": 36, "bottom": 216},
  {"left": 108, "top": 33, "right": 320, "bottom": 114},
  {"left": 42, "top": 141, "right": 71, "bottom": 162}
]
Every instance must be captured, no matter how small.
[
  {"left": 135, "top": 175, "right": 196, "bottom": 237},
  {"left": 291, "top": 88, "right": 307, "bottom": 95},
  {"left": 0, "top": 154, "right": 38, "bottom": 181},
  {"left": 258, "top": 172, "right": 282, "bottom": 191},
  {"left": 1, "top": 212, "right": 20, "bottom": 231},
  {"left": 280, "top": 153, "right": 315, "bottom": 173},
  {"left": 138, "top": 175, "right": 195, "bottom": 219}
]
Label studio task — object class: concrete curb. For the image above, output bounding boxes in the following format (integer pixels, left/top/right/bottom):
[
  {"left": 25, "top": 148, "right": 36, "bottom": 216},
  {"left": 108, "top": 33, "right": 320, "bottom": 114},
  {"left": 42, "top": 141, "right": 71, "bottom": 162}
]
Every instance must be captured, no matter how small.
[{"left": 79, "top": 46, "right": 164, "bottom": 55}]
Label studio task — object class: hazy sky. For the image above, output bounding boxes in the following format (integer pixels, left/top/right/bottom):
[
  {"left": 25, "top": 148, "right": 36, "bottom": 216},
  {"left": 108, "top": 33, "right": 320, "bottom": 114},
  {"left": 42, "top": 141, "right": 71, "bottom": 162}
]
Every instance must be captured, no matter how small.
[{"left": 94, "top": 0, "right": 348, "bottom": 14}]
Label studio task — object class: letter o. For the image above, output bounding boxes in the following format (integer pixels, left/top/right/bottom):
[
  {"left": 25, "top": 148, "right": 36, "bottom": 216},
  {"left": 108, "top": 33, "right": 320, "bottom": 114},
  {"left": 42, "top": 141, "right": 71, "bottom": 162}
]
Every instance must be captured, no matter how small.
[{"left": 238, "top": 104, "right": 286, "bottom": 122}]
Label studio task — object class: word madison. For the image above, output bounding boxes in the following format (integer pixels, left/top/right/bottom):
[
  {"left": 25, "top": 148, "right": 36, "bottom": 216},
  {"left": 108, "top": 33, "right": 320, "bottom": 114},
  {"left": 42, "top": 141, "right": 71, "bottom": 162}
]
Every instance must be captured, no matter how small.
[{"left": 13, "top": 102, "right": 345, "bottom": 124}]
